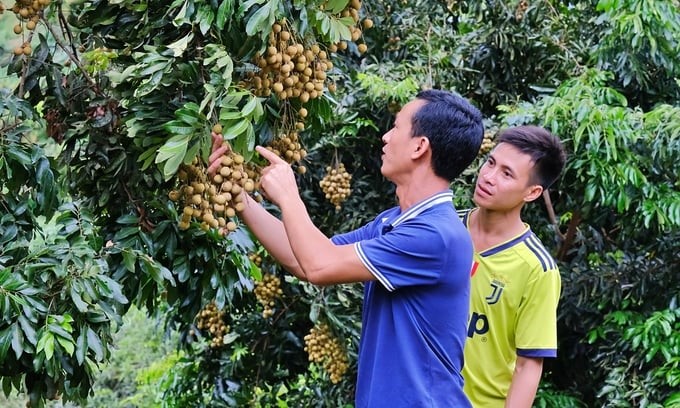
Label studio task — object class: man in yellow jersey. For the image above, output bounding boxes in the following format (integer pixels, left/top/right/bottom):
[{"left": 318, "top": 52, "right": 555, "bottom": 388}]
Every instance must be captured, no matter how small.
[{"left": 460, "top": 125, "right": 567, "bottom": 407}]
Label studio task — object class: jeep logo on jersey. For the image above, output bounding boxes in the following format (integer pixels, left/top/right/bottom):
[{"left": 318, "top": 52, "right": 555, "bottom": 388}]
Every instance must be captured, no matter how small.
[
  {"left": 485, "top": 280, "right": 505, "bottom": 305},
  {"left": 467, "top": 312, "right": 489, "bottom": 338}
]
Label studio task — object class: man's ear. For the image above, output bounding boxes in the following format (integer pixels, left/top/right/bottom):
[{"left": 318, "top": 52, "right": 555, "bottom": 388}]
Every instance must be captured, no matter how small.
[
  {"left": 412, "top": 136, "right": 430, "bottom": 159},
  {"left": 524, "top": 184, "right": 544, "bottom": 202}
]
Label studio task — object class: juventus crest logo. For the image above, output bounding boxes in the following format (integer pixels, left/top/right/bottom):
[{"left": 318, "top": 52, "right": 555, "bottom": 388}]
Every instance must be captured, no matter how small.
[{"left": 485, "top": 280, "right": 505, "bottom": 305}]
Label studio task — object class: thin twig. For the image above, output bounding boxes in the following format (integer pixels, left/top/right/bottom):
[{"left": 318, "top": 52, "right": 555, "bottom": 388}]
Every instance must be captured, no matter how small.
[{"left": 41, "top": 7, "right": 103, "bottom": 96}]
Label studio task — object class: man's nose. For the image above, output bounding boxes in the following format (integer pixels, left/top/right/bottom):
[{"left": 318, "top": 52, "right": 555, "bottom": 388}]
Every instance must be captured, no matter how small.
[
  {"left": 481, "top": 168, "right": 496, "bottom": 184},
  {"left": 381, "top": 130, "right": 391, "bottom": 143}
]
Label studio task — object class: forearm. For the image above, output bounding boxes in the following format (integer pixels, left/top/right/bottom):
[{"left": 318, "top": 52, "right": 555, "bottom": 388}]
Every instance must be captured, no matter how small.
[
  {"left": 505, "top": 357, "right": 543, "bottom": 408},
  {"left": 239, "top": 194, "right": 305, "bottom": 279},
  {"left": 279, "top": 196, "right": 339, "bottom": 285}
]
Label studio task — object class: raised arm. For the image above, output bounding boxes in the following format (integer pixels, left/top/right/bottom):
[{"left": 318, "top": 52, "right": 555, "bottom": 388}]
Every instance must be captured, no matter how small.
[
  {"left": 254, "top": 146, "right": 373, "bottom": 285},
  {"left": 238, "top": 193, "right": 305, "bottom": 279}
]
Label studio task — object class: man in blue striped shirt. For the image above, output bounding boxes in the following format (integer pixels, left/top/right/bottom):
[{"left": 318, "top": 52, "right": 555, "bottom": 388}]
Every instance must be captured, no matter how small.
[{"left": 215, "top": 89, "right": 483, "bottom": 407}]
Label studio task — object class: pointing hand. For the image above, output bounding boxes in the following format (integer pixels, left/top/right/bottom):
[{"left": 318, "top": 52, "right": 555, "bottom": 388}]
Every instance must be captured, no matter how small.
[{"left": 255, "top": 146, "right": 299, "bottom": 207}]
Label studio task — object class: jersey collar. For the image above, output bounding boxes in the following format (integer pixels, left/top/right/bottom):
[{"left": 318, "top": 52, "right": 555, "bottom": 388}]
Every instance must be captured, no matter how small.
[{"left": 390, "top": 190, "right": 453, "bottom": 229}]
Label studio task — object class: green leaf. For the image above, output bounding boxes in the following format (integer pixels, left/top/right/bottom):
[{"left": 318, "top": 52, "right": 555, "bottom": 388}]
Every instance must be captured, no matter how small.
[
  {"left": 223, "top": 119, "right": 250, "bottom": 140},
  {"left": 70, "top": 286, "right": 89, "bottom": 312},
  {"left": 11, "top": 324, "right": 23, "bottom": 359},
  {"left": 122, "top": 250, "right": 137, "bottom": 273},
  {"left": 174, "top": 103, "right": 202, "bottom": 126},
  {"left": 219, "top": 110, "right": 244, "bottom": 121},
  {"left": 47, "top": 323, "right": 71, "bottom": 339},
  {"left": 56, "top": 336, "right": 75, "bottom": 356},
  {"left": 163, "top": 120, "right": 195, "bottom": 136},
  {"left": 0, "top": 327, "right": 12, "bottom": 361},
  {"left": 241, "top": 96, "right": 259, "bottom": 117},
  {"left": 197, "top": 4, "right": 215, "bottom": 35},
  {"left": 37, "top": 332, "right": 55, "bottom": 360},
  {"left": 18, "top": 314, "right": 37, "bottom": 345},
  {"left": 325, "top": 0, "right": 349, "bottom": 14},
  {"left": 245, "top": 1, "right": 274, "bottom": 36},
  {"left": 139, "top": 60, "right": 171, "bottom": 77},
  {"left": 329, "top": 16, "right": 352, "bottom": 42},
  {"left": 216, "top": 0, "right": 234, "bottom": 30},
  {"left": 156, "top": 134, "right": 191, "bottom": 179},
  {"left": 75, "top": 329, "right": 87, "bottom": 366},
  {"left": 7, "top": 146, "right": 32, "bottom": 167},
  {"left": 87, "top": 328, "right": 104, "bottom": 361}
]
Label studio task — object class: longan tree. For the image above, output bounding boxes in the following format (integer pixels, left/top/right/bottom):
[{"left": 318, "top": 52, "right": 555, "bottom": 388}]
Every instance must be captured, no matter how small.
[
  {"left": 3, "top": 0, "right": 679, "bottom": 406},
  {"left": 0, "top": 0, "right": 376, "bottom": 405}
]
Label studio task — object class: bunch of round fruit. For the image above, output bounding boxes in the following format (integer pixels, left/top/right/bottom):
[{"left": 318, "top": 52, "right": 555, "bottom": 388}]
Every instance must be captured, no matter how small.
[
  {"left": 303, "top": 323, "right": 349, "bottom": 384},
  {"left": 253, "top": 273, "right": 283, "bottom": 319},
  {"left": 319, "top": 162, "right": 352, "bottom": 211},
  {"left": 266, "top": 128, "right": 308, "bottom": 174},
  {"left": 168, "top": 125, "right": 259, "bottom": 233},
  {"left": 8, "top": 0, "right": 50, "bottom": 56},
  {"left": 247, "top": 20, "right": 334, "bottom": 102},
  {"left": 326, "top": 0, "right": 372, "bottom": 55},
  {"left": 479, "top": 130, "right": 497, "bottom": 155},
  {"left": 248, "top": 252, "right": 263, "bottom": 267},
  {"left": 196, "top": 301, "right": 230, "bottom": 349},
  {"left": 515, "top": 0, "right": 529, "bottom": 21}
]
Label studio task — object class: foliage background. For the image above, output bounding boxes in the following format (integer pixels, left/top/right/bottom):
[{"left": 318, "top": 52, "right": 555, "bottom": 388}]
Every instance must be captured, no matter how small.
[{"left": 1, "top": 0, "right": 679, "bottom": 407}]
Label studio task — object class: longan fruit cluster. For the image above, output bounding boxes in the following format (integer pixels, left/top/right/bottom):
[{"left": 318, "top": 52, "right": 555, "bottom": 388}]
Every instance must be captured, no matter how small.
[
  {"left": 515, "top": 0, "right": 529, "bottom": 21},
  {"left": 320, "top": 162, "right": 352, "bottom": 211},
  {"left": 253, "top": 273, "right": 283, "bottom": 319},
  {"left": 7, "top": 0, "right": 50, "bottom": 56},
  {"left": 303, "top": 323, "right": 349, "bottom": 384},
  {"left": 479, "top": 131, "right": 497, "bottom": 155},
  {"left": 168, "top": 125, "right": 258, "bottom": 232},
  {"left": 248, "top": 252, "right": 263, "bottom": 267},
  {"left": 326, "top": 0, "right": 372, "bottom": 55},
  {"left": 266, "top": 129, "right": 308, "bottom": 174},
  {"left": 196, "top": 301, "right": 230, "bottom": 349},
  {"left": 247, "top": 20, "right": 335, "bottom": 102}
]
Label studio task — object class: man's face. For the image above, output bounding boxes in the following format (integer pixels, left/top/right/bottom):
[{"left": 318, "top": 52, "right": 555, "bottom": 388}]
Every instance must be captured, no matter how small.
[
  {"left": 380, "top": 99, "right": 426, "bottom": 180},
  {"left": 473, "top": 142, "right": 541, "bottom": 210}
]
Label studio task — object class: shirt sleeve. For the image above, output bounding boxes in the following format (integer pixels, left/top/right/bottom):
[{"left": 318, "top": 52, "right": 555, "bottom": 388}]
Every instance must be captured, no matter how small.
[
  {"left": 355, "top": 219, "right": 446, "bottom": 292},
  {"left": 515, "top": 265, "right": 561, "bottom": 358},
  {"left": 331, "top": 222, "right": 375, "bottom": 245}
]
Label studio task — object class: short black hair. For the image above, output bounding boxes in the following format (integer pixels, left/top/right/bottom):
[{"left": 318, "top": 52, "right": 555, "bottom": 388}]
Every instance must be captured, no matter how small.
[
  {"left": 497, "top": 126, "right": 567, "bottom": 189},
  {"left": 412, "top": 89, "right": 484, "bottom": 181}
]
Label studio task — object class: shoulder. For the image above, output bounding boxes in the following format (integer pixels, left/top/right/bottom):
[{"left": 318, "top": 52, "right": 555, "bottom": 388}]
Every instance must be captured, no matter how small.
[
  {"left": 516, "top": 231, "right": 559, "bottom": 273},
  {"left": 456, "top": 208, "right": 473, "bottom": 223}
]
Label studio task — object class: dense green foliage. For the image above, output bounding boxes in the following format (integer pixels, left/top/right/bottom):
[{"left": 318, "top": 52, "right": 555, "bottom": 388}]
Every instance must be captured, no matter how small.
[{"left": 0, "top": 0, "right": 679, "bottom": 407}]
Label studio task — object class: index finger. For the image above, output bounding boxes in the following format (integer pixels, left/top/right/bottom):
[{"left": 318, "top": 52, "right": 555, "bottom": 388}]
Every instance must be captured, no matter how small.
[{"left": 255, "top": 145, "right": 287, "bottom": 165}]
